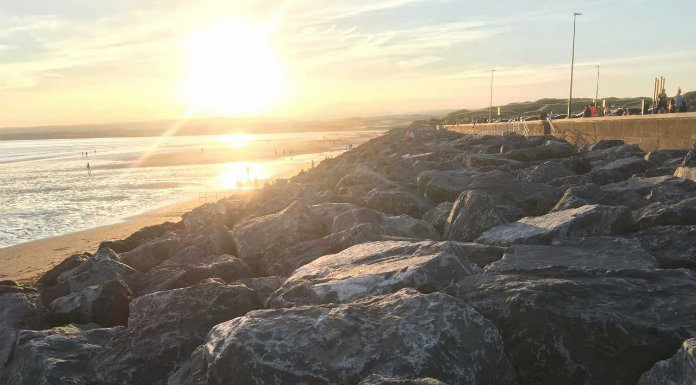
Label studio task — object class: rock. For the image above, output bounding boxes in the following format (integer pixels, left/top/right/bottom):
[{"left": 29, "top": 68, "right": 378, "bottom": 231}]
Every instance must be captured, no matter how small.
[
  {"left": 232, "top": 201, "right": 325, "bottom": 262},
  {"left": 644, "top": 149, "right": 689, "bottom": 166},
  {"left": 330, "top": 207, "right": 439, "bottom": 240},
  {"left": 421, "top": 202, "right": 453, "bottom": 234},
  {"left": 0, "top": 324, "right": 121, "bottom": 385},
  {"left": 366, "top": 188, "right": 433, "bottom": 218},
  {"left": 98, "top": 222, "right": 180, "bottom": 253},
  {"left": 40, "top": 248, "right": 139, "bottom": 307},
  {"left": 601, "top": 175, "right": 696, "bottom": 203},
  {"left": 675, "top": 165, "right": 696, "bottom": 182},
  {"left": 95, "top": 279, "right": 260, "bottom": 385},
  {"left": 335, "top": 165, "right": 398, "bottom": 192},
  {"left": 259, "top": 223, "right": 384, "bottom": 277},
  {"left": 182, "top": 201, "right": 240, "bottom": 231},
  {"left": 588, "top": 139, "right": 625, "bottom": 151},
  {"left": 137, "top": 246, "right": 252, "bottom": 294},
  {"left": 461, "top": 153, "right": 521, "bottom": 168},
  {"left": 459, "top": 268, "right": 696, "bottom": 385},
  {"left": 35, "top": 253, "right": 90, "bottom": 287},
  {"left": 583, "top": 143, "right": 644, "bottom": 164},
  {"left": 583, "top": 168, "right": 630, "bottom": 184},
  {"left": 638, "top": 338, "right": 696, "bottom": 385},
  {"left": 169, "top": 289, "right": 516, "bottom": 385},
  {"left": 682, "top": 143, "right": 696, "bottom": 166},
  {"left": 477, "top": 204, "right": 633, "bottom": 246},
  {"left": 503, "top": 139, "right": 575, "bottom": 162},
  {"left": 417, "top": 170, "right": 477, "bottom": 203},
  {"left": 635, "top": 197, "right": 696, "bottom": 229},
  {"left": 267, "top": 240, "right": 483, "bottom": 308},
  {"left": 120, "top": 234, "right": 183, "bottom": 272},
  {"left": 523, "top": 161, "right": 576, "bottom": 184},
  {"left": 444, "top": 190, "right": 510, "bottom": 242},
  {"left": 552, "top": 183, "right": 646, "bottom": 211},
  {"left": 179, "top": 224, "right": 235, "bottom": 256},
  {"left": 484, "top": 237, "right": 658, "bottom": 274},
  {"left": 358, "top": 374, "right": 450, "bottom": 385},
  {"left": 232, "top": 276, "right": 285, "bottom": 303},
  {"left": 635, "top": 225, "right": 696, "bottom": 269},
  {"left": 596, "top": 156, "right": 649, "bottom": 175},
  {"left": 309, "top": 202, "right": 363, "bottom": 230},
  {"left": 0, "top": 282, "right": 34, "bottom": 296},
  {"left": 49, "top": 278, "right": 133, "bottom": 327},
  {"left": 0, "top": 293, "right": 49, "bottom": 364}
]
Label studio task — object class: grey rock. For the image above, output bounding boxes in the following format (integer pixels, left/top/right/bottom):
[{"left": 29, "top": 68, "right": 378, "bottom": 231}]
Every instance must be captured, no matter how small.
[
  {"left": 638, "top": 338, "right": 696, "bottom": 385},
  {"left": 601, "top": 175, "right": 696, "bottom": 204},
  {"left": 330, "top": 207, "right": 439, "bottom": 240},
  {"left": 552, "top": 183, "right": 646, "bottom": 212},
  {"left": 366, "top": 188, "right": 433, "bottom": 218},
  {"left": 459, "top": 268, "right": 696, "bottom": 385},
  {"left": 588, "top": 139, "right": 625, "bottom": 151},
  {"left": 267, "top": 240, "right": 482, "bottom": 308},
  {"left": 477, "top": 204, "right": 633, "bottom": 246},
  {"left": 120, "top": 234, "right": 183, "bottom": 272},
  {"left": 635, "top": 225, "right": 696, "bottom": 269},
  {"left": 417, "top": 170, "right": 478, "bottom": 203},
  {"left": 675, "top": 166, "right": 696, "bottom": 182},
  {"left": 49, "top": 278, "right": 133, "bottom": 327},
  {"left": 232, "top": 201, "right": 325, "bottom": 261},
  {"left": 644, "top": 149, "right": 689, "bottom": 166},
  {"left": 596, "top": 156, "right": 649, "bottom": 175},
  {"left": 484, "top": 237, "right": 658, "bottom": 274},
  {"left": 259, "top": 223, "right": 384, "bottom": 277},
  {"left": 36, "top": 253, "right": 90, "bottom": 287},
  {"left": 169, "top": 289, "right": 517, "bottom": 385},
  {"left": 358, "top": 374, "right": 449, "bottom": 385},
  {"left": 335, "top": 165, "right": 398, "bottom": 192},
  {"left": 0, "top": 293, "right": 49, "bottom": 365},
  {"left": 682, "top": 143, "right": 696, "bottom": 167},
  {"left": 95, "top": 279, "right": 260, "bottom": 385},
  {"left": 137, "top": 246, "right": 251, "bottom": 294},
  {"left": 309, "top": 202, "right": 363, "bottom": 230},
  {"left": 232, "top": 276, "right": 285, "bottom": 303},
  {"left": 0, "top": 324, "right": 121, "bottom": 385},
  {"left": 635, "top": 197, "right": 696, "bottom": 229},
  {"left": 182, "top": 201, "right": 240, "bottom": 231},
  {"left": 503, "top": 139, "right": 575, "bottom": 162},
  {"left": 445, "top": 190, "right": 510, "bottom": 242},
  {"left": 422, "top": 202, "right": 454, "bottom": 234},
  {"left": 461, "top": 153, "right": 521, "bottom": 168},
  {"left": 523, "top": 161, "right": 576, "bottom": 184}
]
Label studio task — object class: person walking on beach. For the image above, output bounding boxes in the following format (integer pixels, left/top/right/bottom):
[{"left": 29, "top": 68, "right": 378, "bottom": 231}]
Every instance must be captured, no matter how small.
[{"left": 87, "top": 162, "right": 92, "bottom": 177}]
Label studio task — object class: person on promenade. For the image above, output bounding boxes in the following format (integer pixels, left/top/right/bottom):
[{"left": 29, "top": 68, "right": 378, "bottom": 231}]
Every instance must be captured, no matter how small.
[
  {"left": 675, "top": 88, "right": 684, "bottom": 113},
  {"left": 590, "top": 104, "right": 597, "bottom": 117},
  {"left": 658, "top": 89, "right": 668, "bottom": 113},
  {"left": 582, "top": 105, "right": 592, "bottom": 118},
  {"left": 668, "top": 99, "right": 675, "bottom": 113}
]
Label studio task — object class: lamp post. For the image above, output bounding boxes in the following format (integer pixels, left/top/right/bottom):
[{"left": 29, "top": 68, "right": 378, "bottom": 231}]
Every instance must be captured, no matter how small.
[
  {"left": 594, "top": 65, "right": 600, "bottom": 105},
  {"left": 567, "top": 12, "right": 582, "bottom": 118},
  {"left": 489, "top": 69, "right": 496, "bottom": 122}
]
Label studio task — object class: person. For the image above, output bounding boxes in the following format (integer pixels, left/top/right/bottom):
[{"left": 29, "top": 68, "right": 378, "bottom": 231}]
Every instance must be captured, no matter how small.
[
  {"left": 658, "top": 89, "right": 668, "bottom": 113},
  {"left": 675, "top": 88, "right": 684, "bottom": 113},
  {"left": 87, "top": 162, "right": 92, "bottom": 177},
  {"left": 590, "top": 104, "right": 597, "bottom": 117},
  {"left": 582, "top": 105, "right": 592, "bottom": 118},
  {"left": 668, "top": 99, "right": 675, "bottom": 113}
]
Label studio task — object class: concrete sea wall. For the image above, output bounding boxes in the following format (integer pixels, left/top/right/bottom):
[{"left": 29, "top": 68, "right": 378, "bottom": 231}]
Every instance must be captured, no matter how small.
[{"left": 445, "top": 112, "right": 696, "bottom": 152}]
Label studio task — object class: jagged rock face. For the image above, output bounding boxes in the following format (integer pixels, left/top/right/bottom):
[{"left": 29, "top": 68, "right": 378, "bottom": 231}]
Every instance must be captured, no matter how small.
[
  {"left": 120, "top": 234, "right": 183, "bottom": 272},
  {"left": 522, "top": 160, "right": 577, "bottom": 184},
  {"left": 587, "top": 139, "right": 625, "bottom": 151},
  {"left": 330, "top": 207, "right": 439, "bottom": 240},
  {"left": 231, "top": 276, "right": 285, "bottom": 304},
  {"left": 366, "top": 188, "right": 434, "bottom": 218},
  {"left": 182, "top": 201, "right": 241, "bottom": 231},
  {"left": 422, "top": 202, "right": 453, "bottom": 235},
  {"left": 477, "top": 204, "right": 633, "bottom": 246},
  {"left": 635, "top": 197, "right": 696, "bottom": 229},
  {"left": 98, "top": 222, "right": 180, "bottom": 254},
  {"left": 266, "top": 240, "right": 484, "bottom": 308},
  {"left": 259, "top": 223, "right": 384, "bottom": 277},
  {"left": 335, "top": 164, "right": 399, "bottom": 193},
  {"left": 595, "top": 156, "right": 649, "bottom": 175},
  {"left": 35, "top": 253, "right": 90, "bottom": 287},
  {"left": 95, "top": 279, "right": 260, "bottom": 385},
  {"left": 310, "top": 202, "right": 363, "bottom": 230},
  {"left": 0, "top": 293, "right": 49, "bottom": 365},
  {"left": 553, "top": 183, "right": 646, "bottom": 211},
  {"left": 601, "top": 176, "right": 696, "bottom": 204},
  {"left": 169, "top": 290, "right": 517, "bottom": 385},
  {"left": 644, "top": 149, "right": 689, "bottom": 166},
  {"left": 484, "top": 237, "right": 658, "bottom": 274},
  {"left": 137, "top": 246, "right": 252, "bottom": 294},
  {"left": 40, "top": 248, "right": 139, "bottom": 307},
  {"left": 583, "top": 143, "right": 644, "bottom": 164},
  {"left": 232, "top": 201, "right": 325, "bottom": 262},
  {"left": 682, "top": 143, "right": 696, "bottom": 167},
  {"left": 179, "top": 224, "right": 236, "bottom": 256},
  {"left": 417, "top": 170, "right": 478, "bottom": 203},
  {"left": 635, "top": 225, "right": 696, "bottom": 269},
  {"left": 358, "top": 374, "right": 450, "bottom": 385},
  {"left": 445, "top": 190, "right": 510, "bottom": 242},
  {"left": 460, "top": 153, "right": 521, "bottom": 168},
  {"left": 638, "top": 338, "right": 696, "bottom": 385},
  {"left": 459, "top": 269, "right": 696, "bottom": 385},
  {"left": 49, "top": 278, "right": 133, "bottom": 327},
  {"left": 502, "top": 139, "right": 575, "bottom": 162},
  {"left": 0, "top": 324, "right": 121, "bottom": 385}
]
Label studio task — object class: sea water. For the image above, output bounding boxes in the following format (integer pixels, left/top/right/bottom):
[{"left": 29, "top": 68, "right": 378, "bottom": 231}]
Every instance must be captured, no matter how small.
[{"left": 0, "top": 131, "right": 377, "bottom": 248}]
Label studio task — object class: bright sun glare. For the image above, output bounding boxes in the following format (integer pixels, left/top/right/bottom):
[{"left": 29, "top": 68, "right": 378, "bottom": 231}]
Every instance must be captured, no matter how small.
[{"left": 186, "top": 18, "right": 286, "bottom": 116}]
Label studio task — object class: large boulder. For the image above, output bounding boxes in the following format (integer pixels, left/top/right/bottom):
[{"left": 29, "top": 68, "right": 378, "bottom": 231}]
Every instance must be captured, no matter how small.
[
  {"left": 169, "top": 289, "right": 517, "bottom": 385},
  {"left": 503, "top": 139, "right": 575, "bottom": 162},
  {"left": 595, "top": 156, "right": 649, "bottom": 175},
  {"left": 98, "top": 222, "right": 180, "bottom": 254},
  {"left": 182, "top": 201, "right": 241, "bottom": 231},
  {"left": 0, "top": 293, "right": 49, "bottom": 364},
  {"left": 484, "top": 237, "right": 658, "bottom": 274},
  {"left": 638, "top": 338, "right": 696, "bottom": 385},
  {"left": 417, "top": 170, "right": 477, "bottom": 203},
  {"left": 552, "top": 183, "right": 646, "bottom": 212},
  {"left": 444, "top": 190, "right": 511, "bottom": 242},
  {"left": 600, "top": 175, "right": 696, "bottom": 204},
  {"left": 358, "top": 375, "right": 449, "bottom": 385},
  {"left": 365, "top": 188, "right": 433, "bottom": 218},
  {"left": 335, "top": 165, "right": 398, "bottom": 192},
  {"left": 330, "top": 207, "right": 439, "bottom": 240},
  {"left": 266, "top": 240, "right": 484, "bottom": 308},
  {"left": 259, "top": 223, "right": 384, "bottom": 277},
  {"left": 137, "top": 246, "right": 252, "bottom": 294},
  {"left": 422, "top": 202, "right": 454, "bottom": 234},
  {"left": 674, "top": 144, "right": 696, "bottom": 182},
  {"left": 95, "top": 279, "right": 260, "bottom": 385},
  {"left": 635, "top": 225, "right": 696, "bottom": 269},
  {"left": 634, "top": 197, "right": 696, "bottom": 229},
  {"left": 522, "top": 160, "right": 577, "bottom": 184},
  {"left": 232, "top": 201, "right": 325, "bottom": 262},
  {"left": 644, "top": 149, "right": 689, "bottom": 167},
  {"left": 0, "top": 324, "right": 121, "bottom": 385},
  {"left": 120, "top": 234, "right": 183, "bottom": 272},
  {"left": 35, "top": 253, "right": 90, "bottom": 287},
  {"left": 459, "top": 268, "right": 696, "bottom": 385},
  {"left": 49, "top": 278, "right": 133, "bottom": 327},
  {"left": 477, "top": 204, "right": 633, "bottom": 246}
]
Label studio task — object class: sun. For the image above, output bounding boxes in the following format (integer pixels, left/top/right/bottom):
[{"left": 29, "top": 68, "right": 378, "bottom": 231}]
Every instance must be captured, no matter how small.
[{"left": 185, "top": 18, "right": 287, "bottom": 116}]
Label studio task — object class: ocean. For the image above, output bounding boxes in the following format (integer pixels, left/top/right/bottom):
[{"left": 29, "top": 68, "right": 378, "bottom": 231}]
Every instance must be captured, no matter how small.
[{"left": 0, "top": 131, "right": 379, "bottom": 248}]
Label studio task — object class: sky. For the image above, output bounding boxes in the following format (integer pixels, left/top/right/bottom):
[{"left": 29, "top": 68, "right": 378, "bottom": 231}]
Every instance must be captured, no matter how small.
[{"left": 1, "top": 0, "right": 695, "bottom": 127}]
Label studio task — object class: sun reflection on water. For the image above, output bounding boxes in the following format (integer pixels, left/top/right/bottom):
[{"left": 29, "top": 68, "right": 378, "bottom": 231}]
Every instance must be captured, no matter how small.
[
  {"left": 217, "top": 162, "right": 269, "bottom": 190},
  {"left": 215, "top": 133, "right": 259, "bottom": 148}
]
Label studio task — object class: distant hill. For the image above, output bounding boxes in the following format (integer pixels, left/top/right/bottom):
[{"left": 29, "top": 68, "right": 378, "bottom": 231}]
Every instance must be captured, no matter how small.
[{"left": 412, "top": 91, "right": 695, "bottom": 126}]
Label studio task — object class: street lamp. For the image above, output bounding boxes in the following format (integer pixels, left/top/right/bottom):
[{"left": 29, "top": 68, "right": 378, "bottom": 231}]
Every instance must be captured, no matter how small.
[
  {"left": 489, "top": 69, "right": 496, "bottom": 122},
  {"left": 594, "top": 65, "right": 600, "bottom": 105},
  {"left": 567, "top": 12, "right": 582, "bottom": 118}
]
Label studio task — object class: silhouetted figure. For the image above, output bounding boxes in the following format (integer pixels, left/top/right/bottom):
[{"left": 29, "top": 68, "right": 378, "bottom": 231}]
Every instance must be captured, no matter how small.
[{"left": 87, "top": 162, "right": 92, "bottom": 177}]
